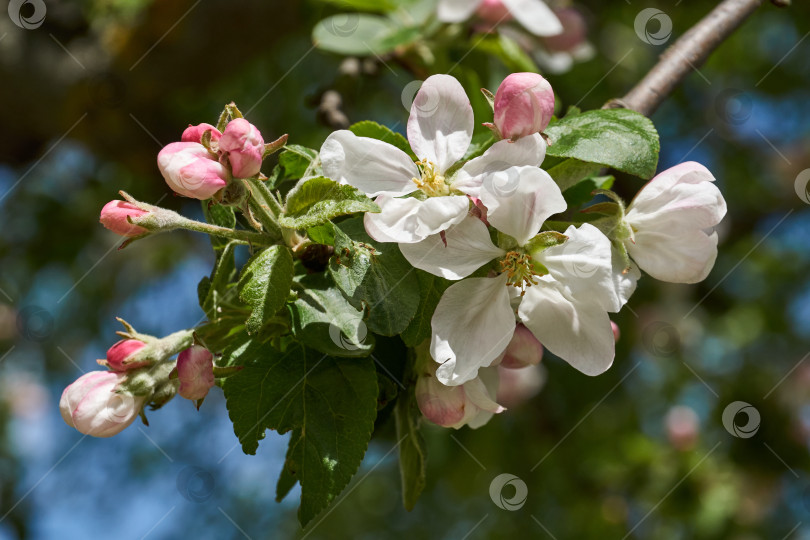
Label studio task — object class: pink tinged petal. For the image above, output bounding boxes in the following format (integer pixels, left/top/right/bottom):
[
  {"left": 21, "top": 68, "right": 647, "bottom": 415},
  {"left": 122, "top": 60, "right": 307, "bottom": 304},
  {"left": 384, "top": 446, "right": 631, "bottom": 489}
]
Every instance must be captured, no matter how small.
[
  {"left": 480, "top": 166, "right": 566, "bottom": 246},
  {"left": 461, "top": 367, "right": 505, "bottom": 429},
  {"left": 497, "top": 364, "right": 545, "bottom": 408},
  {"left": 477, "top": 0, "right": 512, "bottom": 22},
  {"left": 452, "top": 134, "right": 546, "bottom": 197},
  {"left": 177, "top": 345, "right": 215, "bottom": 402},
  {"left": 431, "top": 274, "right": 516, "bottom": 386},
  {"left": 407, "top": 74, "right": 474, "bottom": 173},
  {"left": 493, "top": 73, "right": 555, "bottom": 140},
  {"left": 628, "top": 228, "right": 719, "bottom": 284},
  {"left": 364, "top": 195, "right": 469, "bottom": 244},
  {"left": 535, "top": 224, "right": 615, "bottom": 310},
  {"left": 416, "top": 374, "right": 467, "bottom": 427},
  {"left": 106, "top": 339, "right": 148, "bottom": 371},
  {"left": 437, "top": 0, "right": 483, "bottom": 23},
  {"left": 181, "top": 123, "right": 221, "bottom": 143},
  {"left": 59, "top": 371, "right": 145, "bottom": 437},
  {"left": 400, "top": 216, "right": 505, "bottom": 280},
  {"left": 611, "top": 321, "right": 621, "bottom": 343},
  {"left": 502, "top": 0, "right": 563, "bottom": 36},
  {"left": 320, "top": 130, "right": 419, "bottom": 197},
  {"left": 99, "top": 200, "right": 149, "bottom": 238},
  {"left": 218, "top": 118, "right": 264, "bottom": 178},
  {"left": 518, "top": 281, "right": 615, "bottom": 376},
  {"left": 542, "top": 8, "right": 587, "bottom": 52},
  {"left": 157, "top": 142, "right": 229, "bottom": 200},
  {"left": 499, "top": 323, "right": 543, "bottom": 369}
]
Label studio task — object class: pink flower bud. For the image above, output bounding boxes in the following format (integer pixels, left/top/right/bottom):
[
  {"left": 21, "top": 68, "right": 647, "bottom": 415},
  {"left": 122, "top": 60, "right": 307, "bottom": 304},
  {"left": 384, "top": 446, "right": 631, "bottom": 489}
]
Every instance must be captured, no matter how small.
[
  {"left": 60, "top": 371, "right": 146, "bottom": 437},
  {"left": 157, "top": 142, "right": 230, "bottom": 200},
  {"left": 499, "top": 324, "right": 543, "bottom": 369},
  {"left": 493, "top": 73, "right": 555, "bottom": 140},
  {"left": 542, "top": 8, "right": 587, "bottom": 53},
  {"left": 611, "top": 321, "right": 621, "bottom": 343},
  {"left": 415, "top": 363, "right": 504, "bottom": 429},
  {"left": 177, "top": 345, "right": 214, "bottom": 402},
  {"left": 476, "top": 0, "right": 511, "bottom": 23},
  {"left": 181, "top": 123, "right": 222, "bottom": 144},
  {"left": 106, "top": 339, "right": 148, "bottom": 371},
  {"left": 496, "top": 365, "right": 545, "bottom": 408},
  {"left": 218, "top": 118, "right": 264, "bottom": 178},
  {"left": 99, "top": 200, "right": 149, "bottom": 237}
]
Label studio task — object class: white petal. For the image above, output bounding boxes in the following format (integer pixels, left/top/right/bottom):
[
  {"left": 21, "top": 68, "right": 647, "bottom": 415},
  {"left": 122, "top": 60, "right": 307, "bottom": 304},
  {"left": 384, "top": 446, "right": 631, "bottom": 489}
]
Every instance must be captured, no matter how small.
[
  {"left": 400, "top": 216, "right": 505, "bottom": 280},
  {"left": 535, "top": 224, "right": 615, "bottom": 310},
  {"left": 364, "top": 195, "right": 469, "bottom": 244},
  {"left": 432, "top": 274, "right": 516, "bottom": 386},
  {"left": 461, "top": 367, "right": 505, "bottom": 429},
  {"left": 519, "top": 281, "right": 614, "bottom": 376},
  {"left": 502, "top": 0, "right": 563, "bottom": 36},
  {"left": 320, "top": 130, "right": 419, "bottom": 197},
  {"left": 626, "top": 161, "right": 726, "bottom": 229},
  {"left": 407, "top": 75, "right": 474, "bottom": 173},
  {"left": 480, "top": 166, "right": 566, "bottom": 246},
  {"left": 437, "top": 0, "right": 482, "bottom": 22},
  {"left": 607, "top": 251, "right": 640, "bottom": 313},
  {"left": 627, "top": 229, "right": 719, "bottom": 284},
  {"left": 452, "top": 134, "right": 546, "bottom": 197}
]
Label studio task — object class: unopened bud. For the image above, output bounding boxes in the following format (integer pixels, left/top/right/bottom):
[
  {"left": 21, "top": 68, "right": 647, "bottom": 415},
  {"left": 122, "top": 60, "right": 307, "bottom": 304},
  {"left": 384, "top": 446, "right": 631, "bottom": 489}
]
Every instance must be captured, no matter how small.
[
  {"left": 99, "top": 200, "right": 149, "bottom": 237},
  {"left": 106, "top": 339, "right": 148, "bottom": 371},
  {"left": 493, "top": 73, "right": 555, "bottom": 140},
  {"left": 218, "top": 118, "right": 264, "bottom": 178},
  {"left": 177, "top": 345, "right": 215, "bottom": 403},
  {"left": 60, "top": 371, "right": 146, "bottom": 437}
]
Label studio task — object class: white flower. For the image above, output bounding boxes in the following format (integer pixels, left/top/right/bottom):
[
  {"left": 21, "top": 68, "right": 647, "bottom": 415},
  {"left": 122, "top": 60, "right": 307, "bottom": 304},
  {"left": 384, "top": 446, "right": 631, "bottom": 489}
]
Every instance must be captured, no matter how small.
[
  {"left": 437, "top": 0, "right": 563, "bottom": 37},
  {"left": 401, "top": 166, "right": 617, "bottom": 385},
  {"left": 320, "top": 74, "right": 546, "bottom": 243},
  {"left": 623, "top": 161, "right": 727, "bottom": 284},
  {"left": 416, "top": 362, "right": 503, "bottom": 429}
]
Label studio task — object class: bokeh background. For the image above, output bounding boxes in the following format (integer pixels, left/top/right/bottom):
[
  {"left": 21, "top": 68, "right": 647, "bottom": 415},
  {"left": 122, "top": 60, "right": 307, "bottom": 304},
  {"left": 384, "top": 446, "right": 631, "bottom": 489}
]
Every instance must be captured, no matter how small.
[{"left": 1, "top": 0, "right": 809, "bottom": 538}]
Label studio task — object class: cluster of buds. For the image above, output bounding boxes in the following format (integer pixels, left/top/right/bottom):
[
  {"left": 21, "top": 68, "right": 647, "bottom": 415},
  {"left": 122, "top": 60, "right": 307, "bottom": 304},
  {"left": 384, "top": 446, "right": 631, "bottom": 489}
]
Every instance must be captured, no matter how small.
[{"left": 59, "top": 320, "right": 219, "bottom": 438}]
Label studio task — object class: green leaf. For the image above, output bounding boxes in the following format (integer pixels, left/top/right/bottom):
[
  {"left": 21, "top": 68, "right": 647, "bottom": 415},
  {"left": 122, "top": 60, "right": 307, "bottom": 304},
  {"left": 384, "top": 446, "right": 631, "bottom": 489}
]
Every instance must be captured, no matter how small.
[
  {"left": 400, "top": 270, "right": 450, "bottom": 347},
  {"left": 199, "top": 241, "right": 239, "bottom": 319},
  {"left": 288, "top": 273, "right": 374, "bottom": 357},
  {"left": 279, "top": 144, "right": 320, "bottom": 179},
  {"left": 329, "top": 219, "right": 420, "bottom": 336},
  {"left": 476, "top": 34, "right": 538, "bottom": 73},
  {"left": 307, "top": 222, "right": 335, "bottom": 246},
  {"left": 238, "top": 246, "right": 294, "bottom": 335},
  {"left": 545, "top": 109, "right": 660, "bottom": 179},
  {"left": 319, "top": 0, "right": 397, "bottom": 11},
  {"left": 222, "top": 341, "right": 378, "bottom": 527},
  {"left": 280, "top": 176, "right": 379, "bottom": 230},
  {"left": 313, "top": 14, "right": 403, "bottom": 56},
  {"left": 546, "top": 158, "right": 603, "bottom": 192},
  {"left": 394, "top": 358, "right": 426, "bottom": 511},
  {"left": 461, "top": 131, "right": 496, "bottom": 162},
  {"left": 349, "top": 120, "right": 415, "bottom": 160},
  {"left": 562, "top": 174, "right": 615, "bottom": 208}
]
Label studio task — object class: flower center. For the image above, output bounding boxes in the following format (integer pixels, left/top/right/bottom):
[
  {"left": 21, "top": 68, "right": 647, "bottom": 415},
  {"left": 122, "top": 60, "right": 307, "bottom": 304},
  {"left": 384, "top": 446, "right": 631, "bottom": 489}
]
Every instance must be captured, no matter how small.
[
  {"left": 413, "top": 159, "right": 450, "bottom": 197},
  {"left": 499, "top": 251, "right": 541, "bottom": 291}
]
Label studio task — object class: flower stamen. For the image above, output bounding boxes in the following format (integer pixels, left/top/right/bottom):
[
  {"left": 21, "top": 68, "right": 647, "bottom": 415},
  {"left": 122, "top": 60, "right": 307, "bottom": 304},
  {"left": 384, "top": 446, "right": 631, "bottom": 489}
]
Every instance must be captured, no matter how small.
[
  {"left": 500, "top": 251, "right": 541, "bottom": 293},
  {"left": 412, "top": 159, "right": 450, "bottom": 197}
]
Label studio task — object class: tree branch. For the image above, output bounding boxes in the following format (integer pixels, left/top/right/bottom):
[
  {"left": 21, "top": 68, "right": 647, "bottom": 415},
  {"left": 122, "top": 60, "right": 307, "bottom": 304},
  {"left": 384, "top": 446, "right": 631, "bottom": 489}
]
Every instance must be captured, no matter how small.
[{"left": 608, "top": 0, "right": 780, "bottom": 116}]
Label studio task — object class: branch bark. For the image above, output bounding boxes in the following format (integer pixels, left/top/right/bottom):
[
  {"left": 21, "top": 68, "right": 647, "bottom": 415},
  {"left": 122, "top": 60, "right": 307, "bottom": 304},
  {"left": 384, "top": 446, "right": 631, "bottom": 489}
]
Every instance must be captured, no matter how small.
[{"left": 608, "top": 0, "right": 770, "bottom": 116}]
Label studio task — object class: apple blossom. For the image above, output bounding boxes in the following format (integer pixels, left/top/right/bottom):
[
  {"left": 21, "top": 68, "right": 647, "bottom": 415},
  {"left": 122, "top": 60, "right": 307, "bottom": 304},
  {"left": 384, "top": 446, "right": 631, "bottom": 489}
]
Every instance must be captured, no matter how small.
[
  {"left": 60, "top": 371, "right": 146, "bottom": 437},
  {"left": 321, "top": 74, "right": 546, "bottom": 244},
  {"left": 499, "top": 324, "right": 543, "bottom": 369},
  {"left": 416, "top": 360, "right": 503, "bottom": 429},
  {"left": 99, "top": 200, "right": 150, "bottom": 237},
  {"left": 106, "top": 339, "right": 148, "bottom": 371},
  {"left": 493, "top": 73, "right": 555, "bottom": 140},
  {"left": 622, "top": 161, "right": 727, "bottom": 284},
  {"left": 496, "top": 365, "right": 545, "bottom": 408},
  {"left": 437, "top": 0, "right": 563, "bottom": 37},
  {"left": 218, "top": 118, "right": 264, "bottom": 178},
  {"left": 401, "top": 166, "right": 623, "bottom": 385},
  {"left": 157, "top": 142, "right": 230, "bottom": 200},
  {"left": 181, "top": 123, "right": 222, "bottom": 144},
  {"left": 177, "top": 345, "right": 215, "bottom": 403}
]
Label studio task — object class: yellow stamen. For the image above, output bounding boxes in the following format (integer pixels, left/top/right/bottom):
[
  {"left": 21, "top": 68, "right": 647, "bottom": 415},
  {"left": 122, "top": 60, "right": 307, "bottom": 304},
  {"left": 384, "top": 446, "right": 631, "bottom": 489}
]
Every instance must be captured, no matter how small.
[
  {"left": 499, "top": 251, "right": 541, "bottom": 293},
  {"left": 412, "top": 159, "right": 450, "bottom": 197}
]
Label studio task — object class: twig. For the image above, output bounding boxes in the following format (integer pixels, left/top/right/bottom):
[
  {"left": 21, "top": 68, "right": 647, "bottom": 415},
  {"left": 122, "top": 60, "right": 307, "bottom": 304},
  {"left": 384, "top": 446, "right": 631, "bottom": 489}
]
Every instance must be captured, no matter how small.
[{"left": 607, "top": 0, "right": 786, "bottom": 116}]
